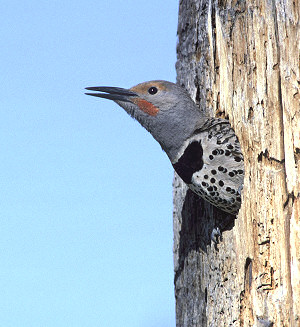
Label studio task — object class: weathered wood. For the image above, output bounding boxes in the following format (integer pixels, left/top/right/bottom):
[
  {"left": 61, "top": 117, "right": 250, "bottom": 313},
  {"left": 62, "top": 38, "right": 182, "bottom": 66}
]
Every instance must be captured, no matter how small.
[{"left": 174, "top": 0, "right": 299, "bottom": 326}]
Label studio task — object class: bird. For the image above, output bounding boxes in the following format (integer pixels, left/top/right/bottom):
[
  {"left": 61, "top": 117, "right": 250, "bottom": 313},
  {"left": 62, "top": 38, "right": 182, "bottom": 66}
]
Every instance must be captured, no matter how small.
[{"left": 85, "top": 80, "right": 244, "bottom": 215}]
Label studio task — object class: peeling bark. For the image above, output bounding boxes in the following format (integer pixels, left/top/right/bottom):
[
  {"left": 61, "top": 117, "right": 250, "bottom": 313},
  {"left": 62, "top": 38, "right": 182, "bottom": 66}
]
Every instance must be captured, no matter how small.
[{"left": 174, "top": 0, "right": 299, "bottom": 326}]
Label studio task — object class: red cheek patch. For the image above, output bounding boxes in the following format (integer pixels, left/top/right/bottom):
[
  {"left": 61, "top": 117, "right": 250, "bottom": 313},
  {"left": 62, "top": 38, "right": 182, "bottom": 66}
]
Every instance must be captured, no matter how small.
[{"left": 133, "top": 99, "right": 159, "bottom": 116}]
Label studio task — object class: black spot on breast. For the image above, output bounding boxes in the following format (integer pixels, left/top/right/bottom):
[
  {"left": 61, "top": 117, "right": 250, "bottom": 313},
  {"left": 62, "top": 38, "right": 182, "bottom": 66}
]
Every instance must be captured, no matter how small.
[{"left": 173, "top": 141, "right": 204, "bottom": 184}]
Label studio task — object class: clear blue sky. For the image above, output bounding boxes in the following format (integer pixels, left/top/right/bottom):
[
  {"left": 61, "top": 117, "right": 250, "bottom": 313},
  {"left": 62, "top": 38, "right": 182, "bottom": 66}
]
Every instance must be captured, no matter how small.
[{"left": 0, "top": 1, "right": 178, "bottom": 326}]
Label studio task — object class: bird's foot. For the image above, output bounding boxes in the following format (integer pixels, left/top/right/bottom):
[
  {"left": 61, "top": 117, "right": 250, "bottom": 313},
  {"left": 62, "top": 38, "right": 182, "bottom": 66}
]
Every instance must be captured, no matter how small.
[
  {"left": 211, "top": 227, "right": 222, "bottom": 244},
  {"left": 237, "top": 185, "right": 243, "bottom": 195}
]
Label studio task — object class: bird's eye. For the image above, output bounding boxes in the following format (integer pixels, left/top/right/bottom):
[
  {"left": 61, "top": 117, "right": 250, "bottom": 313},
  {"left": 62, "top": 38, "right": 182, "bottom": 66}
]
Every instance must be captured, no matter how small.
[{"left": 148, "top": 86, "right": 158, "bottom": 95}]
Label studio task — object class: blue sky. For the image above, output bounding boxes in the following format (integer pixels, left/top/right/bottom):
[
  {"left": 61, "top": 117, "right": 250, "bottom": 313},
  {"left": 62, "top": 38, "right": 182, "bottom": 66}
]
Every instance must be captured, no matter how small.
[{"left": 1, "top": 1, "right": 178, "bottom": 326}]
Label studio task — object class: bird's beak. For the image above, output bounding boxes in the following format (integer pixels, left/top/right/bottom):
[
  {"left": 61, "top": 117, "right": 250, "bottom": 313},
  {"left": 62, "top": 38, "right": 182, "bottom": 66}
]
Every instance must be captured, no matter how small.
[{"left": 85, "top": 86, "right": 137, "bottom": 102}]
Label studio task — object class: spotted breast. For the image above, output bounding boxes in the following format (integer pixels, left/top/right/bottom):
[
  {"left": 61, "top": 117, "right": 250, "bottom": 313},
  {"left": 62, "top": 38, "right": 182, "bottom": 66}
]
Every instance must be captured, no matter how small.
[{"left": 173, "top": 118, "right": 244, "bottom": 215}]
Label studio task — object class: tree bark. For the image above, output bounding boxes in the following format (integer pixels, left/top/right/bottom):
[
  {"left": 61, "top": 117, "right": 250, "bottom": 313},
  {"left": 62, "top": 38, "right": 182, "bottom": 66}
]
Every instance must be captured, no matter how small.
[{"left": 174, "top": 1, "right": 299, "bottom": 326}]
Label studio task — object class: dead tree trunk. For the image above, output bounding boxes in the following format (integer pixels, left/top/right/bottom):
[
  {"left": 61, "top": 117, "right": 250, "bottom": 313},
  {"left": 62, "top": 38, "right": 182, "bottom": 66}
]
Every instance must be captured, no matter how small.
[{"left": 174, "top": 0, "right": 299, "bottom": 326}]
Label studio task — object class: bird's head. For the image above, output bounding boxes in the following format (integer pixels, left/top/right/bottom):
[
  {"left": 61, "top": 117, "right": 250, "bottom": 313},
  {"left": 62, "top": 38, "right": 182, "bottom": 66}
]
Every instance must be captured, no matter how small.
[{"left": 85, "top": 80, "right": 203, "bottom": 159}]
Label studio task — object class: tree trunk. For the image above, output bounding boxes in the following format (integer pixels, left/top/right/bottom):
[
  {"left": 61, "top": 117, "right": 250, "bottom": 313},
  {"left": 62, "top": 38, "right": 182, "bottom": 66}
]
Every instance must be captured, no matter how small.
[{"left": 174, "top": 1, "right": 300, "bottom": 326}]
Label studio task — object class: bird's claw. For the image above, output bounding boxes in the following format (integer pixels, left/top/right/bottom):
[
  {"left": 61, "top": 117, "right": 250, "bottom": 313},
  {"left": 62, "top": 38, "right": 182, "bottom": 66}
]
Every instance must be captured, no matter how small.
[
  {"left": 238, "top": 185, "right": 243, "bottom": 195},
  {"left": 211, "top": 227, "right": 222, "bottom": 244}
]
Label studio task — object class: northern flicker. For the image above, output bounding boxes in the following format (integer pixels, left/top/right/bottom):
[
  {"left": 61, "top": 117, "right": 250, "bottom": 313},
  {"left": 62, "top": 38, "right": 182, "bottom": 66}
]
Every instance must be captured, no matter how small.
[{"left": 85, "top": 80, "right": 244, "bottom": 215}]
